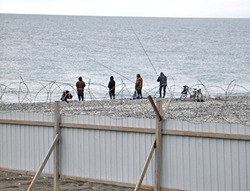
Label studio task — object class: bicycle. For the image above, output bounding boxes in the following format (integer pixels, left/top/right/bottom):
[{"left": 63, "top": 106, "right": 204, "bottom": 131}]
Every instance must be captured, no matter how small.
[
  {"left": 180, "top": 85, "right": 205, "bottom": 102},
  {"left": 180, "top": 85, "right": 190, "bottom": 101}
]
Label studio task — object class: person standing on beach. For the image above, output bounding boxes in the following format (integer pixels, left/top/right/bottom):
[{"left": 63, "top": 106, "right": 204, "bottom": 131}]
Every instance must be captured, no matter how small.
[
  {"left": 108, "top": 76, "right": 115, "bottom": 99},
  {"left": 157, "top": 72, "right": 167, "bottom": 98},
  {"left": 135, "top": 73, "right": 143, "bottom": 99},
  {"left": 76, "top": 77, "right": 86, "bottom": 101}
]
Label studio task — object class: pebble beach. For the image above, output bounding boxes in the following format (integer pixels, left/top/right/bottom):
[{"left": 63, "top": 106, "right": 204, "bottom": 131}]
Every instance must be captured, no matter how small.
[{"left": 0, "top": 95, "right": 249, "bottom": 126}]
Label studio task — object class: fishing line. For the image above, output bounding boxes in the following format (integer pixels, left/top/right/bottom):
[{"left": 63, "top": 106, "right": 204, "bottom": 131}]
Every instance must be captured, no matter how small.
[
  {"left": 89, "top": 58, "right": 135, "bottom": 84},
  {"left": 126, "top": 18, "right": 158, "bottom": 76}
]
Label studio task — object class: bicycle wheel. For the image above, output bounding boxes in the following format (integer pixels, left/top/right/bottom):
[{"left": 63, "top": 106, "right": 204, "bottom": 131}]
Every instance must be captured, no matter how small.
[{"left": 180, "top": 93, "right": 187, "bottom": 101}]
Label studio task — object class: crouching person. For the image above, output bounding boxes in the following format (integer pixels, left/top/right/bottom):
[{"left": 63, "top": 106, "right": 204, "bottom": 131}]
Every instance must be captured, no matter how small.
[{"left": 61, "top": 90, "right": 73, "bottom": 103}]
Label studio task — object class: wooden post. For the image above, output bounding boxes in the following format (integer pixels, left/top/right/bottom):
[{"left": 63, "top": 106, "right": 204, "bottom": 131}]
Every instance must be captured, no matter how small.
[
  {"left": 27, "top": 134, "right": 60, "bottom": 191},
  {"left": 155, "top": 100, "right": 162, "bottom": 191},
  {"left": 148, "top": 96, "right": 163, "bottom": 121},
  {"left": 134, "top": 139, "right": 156, "bottom": 191},
  {"left": 148, "top": 96, "right": 163, "bottom": 191},
  {"left": 54, "top": 101, "right": 60, "bottom": 191}
]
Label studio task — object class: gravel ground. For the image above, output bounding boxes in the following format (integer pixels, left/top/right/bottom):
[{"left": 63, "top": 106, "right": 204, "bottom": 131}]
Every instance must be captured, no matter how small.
[
  {"left": 0, "top": 95, "right": 249, "bottom": 126},
  {"left": 0, "top": 171, "right": 135, "bottom": 191}
]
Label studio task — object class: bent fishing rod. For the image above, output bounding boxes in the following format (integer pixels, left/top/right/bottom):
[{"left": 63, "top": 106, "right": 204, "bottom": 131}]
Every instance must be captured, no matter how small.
[{"left": 126, "top": 18, "right": 159, "bottom": 77}]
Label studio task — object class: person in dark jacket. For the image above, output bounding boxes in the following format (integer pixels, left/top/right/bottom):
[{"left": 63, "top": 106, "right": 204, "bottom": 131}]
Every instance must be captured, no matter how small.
[
  {"left": 157, "top": 72, "right": 167, "bottom": 98},
  {"left": 135, "top": 74, "right": 143, "bottom": 99},
  {"left": 61, "top": 90, "right": 73, "bottom": 103},
  {"left": 108, "top": 76, "right": 115, "bottom": 99},
  {"left": 76, "top": 77, "right": 86, "bottom": 101}
]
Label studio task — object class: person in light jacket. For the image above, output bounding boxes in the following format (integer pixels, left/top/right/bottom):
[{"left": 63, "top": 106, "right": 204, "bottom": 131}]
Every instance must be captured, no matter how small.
[{"left": 135, "top": 73, "right": 143, "bottom": 99}]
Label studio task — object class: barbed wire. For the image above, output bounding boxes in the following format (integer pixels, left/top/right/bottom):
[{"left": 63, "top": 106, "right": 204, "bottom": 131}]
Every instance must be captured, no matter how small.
[{"left": 0, "top": 77, "right": 249, "bottom": 126}]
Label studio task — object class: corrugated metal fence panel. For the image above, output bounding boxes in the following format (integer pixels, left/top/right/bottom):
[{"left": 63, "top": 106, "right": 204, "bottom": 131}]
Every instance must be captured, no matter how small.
[
  {"left": 60, "top": 114, "right": 156, "bottom": 185},
  {"left": 162, "top": 120, "right": 250, "bottom": 191},
  {"left": 0, "top": 111, "right": 54, "bottom": 174},
  {"left": 1, "top": 111, "right": 250, "bottom": 191}
]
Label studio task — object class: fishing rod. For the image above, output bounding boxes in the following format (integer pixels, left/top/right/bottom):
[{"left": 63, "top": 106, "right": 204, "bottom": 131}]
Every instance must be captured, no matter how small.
[
  {"left": 90, "top": 59, "right": 135, "bottom": 84},
  {"left": 126, "top": 18, "right": 159, "bottom": 76}
]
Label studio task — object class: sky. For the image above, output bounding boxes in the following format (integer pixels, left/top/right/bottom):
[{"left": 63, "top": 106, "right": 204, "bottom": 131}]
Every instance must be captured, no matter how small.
[{"left": 0, "top": 0, "right": 250, "bottom": 18}]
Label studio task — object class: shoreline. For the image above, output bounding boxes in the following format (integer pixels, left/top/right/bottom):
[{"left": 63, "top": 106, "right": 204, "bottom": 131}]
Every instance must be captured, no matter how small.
[{"left": 0, "top": 95, "right": 249, "bottom": 126}]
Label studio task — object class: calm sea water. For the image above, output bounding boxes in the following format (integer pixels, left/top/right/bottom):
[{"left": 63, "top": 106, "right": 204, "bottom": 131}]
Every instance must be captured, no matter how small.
[{"left": 0, "top": 14, "right": 250, "bottom": 102}]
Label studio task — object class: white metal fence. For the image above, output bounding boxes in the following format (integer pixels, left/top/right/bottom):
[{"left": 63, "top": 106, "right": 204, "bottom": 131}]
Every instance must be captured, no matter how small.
[{"left": 0, "top": 110, "right": 249, "bottom": 191}]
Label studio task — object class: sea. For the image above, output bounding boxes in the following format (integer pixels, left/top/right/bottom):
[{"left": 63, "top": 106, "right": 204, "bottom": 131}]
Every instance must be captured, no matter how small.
[{"left": 0, "top": 14, "right": 250, "bottom": 103}]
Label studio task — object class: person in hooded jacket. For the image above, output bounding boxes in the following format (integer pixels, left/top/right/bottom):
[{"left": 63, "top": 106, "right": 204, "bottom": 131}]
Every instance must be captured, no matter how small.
[
  {"left": 108, "top": 76, "right": 115, "bottom": 99},
  {"left": 76, "top": 77, "right": 86, "bottom": 101},
  {"left": 157, "top": 72, "right": 167, "bottom": 98}
]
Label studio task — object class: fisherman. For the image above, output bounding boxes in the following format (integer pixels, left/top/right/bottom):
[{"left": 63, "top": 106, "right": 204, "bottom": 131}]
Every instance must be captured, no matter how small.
[
  {"left": 61, "top": 90, "right": 73, "bottom": 103},
  {"left": 157, "top": 72, "right": 167, "bottom": 98},
  {"left": 197, "top": 89, "right": 206, "bottom": 102},
  {"left": 135, "top": 74, "right": 143, "bottom": 99},
  {"left": 108, "top": 76, "right": 115, "bottom": 99},
  {"left": 76, "top": 77, "right": 86, "bottom": 101}
]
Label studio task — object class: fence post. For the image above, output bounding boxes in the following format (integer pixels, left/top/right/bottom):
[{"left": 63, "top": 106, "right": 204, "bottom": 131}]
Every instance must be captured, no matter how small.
[
  {"left": 148, "top": 96, "right": 163, "bottom": 191},
  {"left": 134, "top": 139, "right": 156, "bottom": 191},
  {"left": 54, "top": 101, "right": 61, "bottom": 191},
  {"left": 27, "top": 134, "right": 60, "bottom": 191},
  {"left": 155, "top": 100, "right": 162, "bottom": 191}
]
